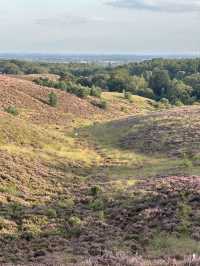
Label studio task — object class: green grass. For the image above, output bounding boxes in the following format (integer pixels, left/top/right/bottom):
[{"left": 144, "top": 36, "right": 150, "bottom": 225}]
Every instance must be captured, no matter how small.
[{"left": 148, "top": 233, "right": 200, "bottom": 256}]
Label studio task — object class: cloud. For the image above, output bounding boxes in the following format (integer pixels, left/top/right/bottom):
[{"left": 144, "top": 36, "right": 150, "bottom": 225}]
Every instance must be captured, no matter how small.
[
  {"left": 36, "top": 15, "right": 105, "bottom": 28},
  {"left": 107, "top": 0, "right": 200, "bottom": 13}
]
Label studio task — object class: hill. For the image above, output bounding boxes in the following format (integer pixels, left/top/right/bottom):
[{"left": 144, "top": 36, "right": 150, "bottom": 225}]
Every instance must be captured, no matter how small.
[
  {"left": 0, "top": 75, "right": 200, "bottom": 264},
  {"left": 0, "top": 76, "right": 156, "bottom": 124}
]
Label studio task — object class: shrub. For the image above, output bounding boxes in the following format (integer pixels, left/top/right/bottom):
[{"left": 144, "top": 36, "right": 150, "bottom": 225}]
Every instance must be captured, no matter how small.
[
  {"left": 98, "top": 100, "right": 108, "bottom": 109},
  {"left": 68, "top": 216, "right": 82, "bottom": 237},
  {"left": 89, "top": 199, "right": 104, "bottom": 211},
  {"left": 90, "top": 185, "right": 102, "bottom": 196},
  {"left": 57, "top": 81, "right": 68, "bottom": 91},
  {"left": 76, "top": 86, "right": 91, "bottom": 98},
  {"left": 138, "top": 88, "right": 155, "bottom": 99},
  {"left": 69, "top": 216, "right": 82, "bottom": 227},
  {"left": 159, "top": 98, "right": 169, "bottom": 105},
  {"left": 175, "top": 100, "right": 183, "bottom": 106},
  {"left": 48, "top": 92, "right": 58, "bottom": 107},
  {"left": 124, "top": 91, "right": 133, "bottom": 102},
  {"left": 182, "top": 153, "right": 193, "bottom": 168},
  {"left": 91, "top": 100, "right": 108, "bottom": 110},
  {"left": 90, "top": 86, "right": 102, "bottom": 98},
  {"left": 159, "top": 98, "right": 170, "bottom": 108},
  {"left": 46, "top": 208, "right": 57, "bottom": 218},
  {"left": 57, "top": 198, "right": 75, "bottom": 209},
  {"left": 5, "top": 106, "right": 19, "bottom": 116}
]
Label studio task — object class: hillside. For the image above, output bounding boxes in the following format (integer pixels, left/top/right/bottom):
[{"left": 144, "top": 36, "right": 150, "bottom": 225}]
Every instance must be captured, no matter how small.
[
  {"left": 0, "top": 76, "right": 200, "bottom": 265},
  {"left": 0, "top": 76, "right": 156, "bottom": 124},
  {"left": 0, "top": 75, "right": 104, "bottom": 124}
]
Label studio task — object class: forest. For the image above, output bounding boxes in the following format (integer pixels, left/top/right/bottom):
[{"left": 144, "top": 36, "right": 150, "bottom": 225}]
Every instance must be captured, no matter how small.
[{"left": 1, "top": 58, "right": 200, "bottom": 105}]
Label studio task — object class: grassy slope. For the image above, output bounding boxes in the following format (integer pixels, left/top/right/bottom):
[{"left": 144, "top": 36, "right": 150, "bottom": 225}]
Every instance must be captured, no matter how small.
[
  {"left": 1, "top": 78, "right": 200, "bottom": 264},
  {"left": 0, "top": 82, "right": 160, "bottom": 264}
]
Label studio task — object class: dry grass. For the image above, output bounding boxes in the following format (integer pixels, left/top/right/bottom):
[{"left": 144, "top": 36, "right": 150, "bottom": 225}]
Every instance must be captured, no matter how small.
[{"left": 1, "top": 76, "right": 200, "bottom": 264}]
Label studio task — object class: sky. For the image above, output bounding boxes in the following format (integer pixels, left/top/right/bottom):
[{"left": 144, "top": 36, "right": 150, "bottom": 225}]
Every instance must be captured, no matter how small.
[{"left": 0, "top": 0, "right": 200, "bottom": 54}]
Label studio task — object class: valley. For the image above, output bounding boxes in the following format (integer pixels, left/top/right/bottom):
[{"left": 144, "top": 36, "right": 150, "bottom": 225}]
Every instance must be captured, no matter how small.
[{"left": 0, "top": 73, "right": 200, "bottom": 265}]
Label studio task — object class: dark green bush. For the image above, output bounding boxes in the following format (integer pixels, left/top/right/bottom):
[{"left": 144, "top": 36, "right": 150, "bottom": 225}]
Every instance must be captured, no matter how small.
[
  {"left": 92, "top": 100, "right": 108, "bottom": 110},
  {"left": 90, "top": 185, "right": 102, "bottom": 196},
  {"left": 138, "top": 88, "right": 155, "bottom": 99},
  {"left": 48, "top": 92, "right": 58, "bottom": 107}
]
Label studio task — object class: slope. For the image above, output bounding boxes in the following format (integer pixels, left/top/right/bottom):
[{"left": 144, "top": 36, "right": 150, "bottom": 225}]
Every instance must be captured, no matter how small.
[{"left": 1, "top": 75, "right": 200, "bottom": 264}]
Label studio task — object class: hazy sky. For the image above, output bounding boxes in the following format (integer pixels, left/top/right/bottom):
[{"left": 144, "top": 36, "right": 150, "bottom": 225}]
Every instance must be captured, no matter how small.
[{"left": 0, "top": 0, "right": 200, "bottom": 53}]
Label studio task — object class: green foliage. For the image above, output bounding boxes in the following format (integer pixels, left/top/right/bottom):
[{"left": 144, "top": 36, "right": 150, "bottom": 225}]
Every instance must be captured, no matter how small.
[
  {"left": 92, "top": 99, "right": 108, "bottom": 110},
  {"left": 89, "top": 199, "right": 104, "bottom": 211},
  {"left": 149, "top": 233, "right": 200, "bottom": 256},
  {"left": 46, "top": 208, "right": 57, "bottom": 218},
  {"left": 5, "top": 106, "right": 19, "bottom": 116},
  {"left": 90, "top": 185, "right": 102, "bottom": 196},
  {"left": 34, "top": 78, "right": 92, "bottom": 99},
  {"left": 150, "top": 69, "right": 171, "bottom": 98},
  {"left": 90, "top": 86, "right": 102, "bottom": 98},
  {"left": 166, "top": 80, "right": 193, "bottom": 105},
  {"left": 48, "top": 92, "right": 58, "bottom": 107},
  {"left": 68, "top": 216, "right": 82, "bottom": 237},
  {"left": 182, "top": 153, "right": 193, "bottom": 168},
  {"left": 177, "top": 202, "right": 192, "bottom": 235},
  {"left": 75, "top": 86, "right": 91, "bottom": 98},
  {"left": 159, "top": 98, "right": 170, "bottom": 108},
  {"left": 68, "top": 216, "right": 82, "bottom": 227},
  {"left": 98, "top": 100, "right": 108, "bottom": 109},
  {"left": 57, "top": 198, "right": 75, "bottom": 209},
  {"left": 2, "top": 58, "right": 200, "bottom": 106},
  {"left": 124, "top": 91, "right": 133, "bottom": 102},
  {"left": 137, "top": 87, "right": 155, "bottom": 99}
]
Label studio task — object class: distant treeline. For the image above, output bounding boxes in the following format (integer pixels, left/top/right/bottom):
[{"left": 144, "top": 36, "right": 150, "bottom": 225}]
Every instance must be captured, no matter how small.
[{"left": 1, "top": 58, "right": 200, "bottom": 105}]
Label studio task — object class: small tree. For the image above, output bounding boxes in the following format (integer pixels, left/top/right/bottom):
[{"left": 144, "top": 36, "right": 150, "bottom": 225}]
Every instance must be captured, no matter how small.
[{"left": 48, "top": 92, "right": 58, "bottom": 107}]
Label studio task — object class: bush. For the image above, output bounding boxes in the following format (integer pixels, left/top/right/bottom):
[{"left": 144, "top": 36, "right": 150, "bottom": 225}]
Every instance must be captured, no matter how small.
[
  {"left": 5, "top": 106, "right": 19, "bottom": 116},
  {"left": 69, "top": 216, "right": 82, "bottom": 226},
  {"left": 58, "top": 81, "right": 68, "bottom": 91},
  {"left": 75, "top": 86, "right": 91, "bottom": 98},
  {"left": 89, "top": 199, "right": 104, "bottom": 211},
  {"left": 57, "top": 198, "right": 75, "bottom": 209},
  {"left": 90, "top": 185, "right": 102, "bottom": 196},
  {"left": 175, "top": 100, "right": 183, "bottom": 106},
  {"left": 90, "top": 86, "right": 102, "bottom": 98},
  {"left": 48, "top": 92, "right": 58, "bottom": 107},
  {"left": 138, "top": 88, "right": 155, "bottom": 99},
  {"left": 124, "top": 91, "right": 133, "bottom": 102},
  {"left": 46, "top": 208, "right": 57, "bottom": 218},
  {"left": 91, "top": 100, "right": 108, "bottom": 110},
  {"left": 98, "top": 100, "right": 108, "bottom": 109},
  {"left": 68, "top": 216, "right": 82, "bottom": 236},
  {"left": 159, "top": 98, "right": 170, "bottom": 108}
]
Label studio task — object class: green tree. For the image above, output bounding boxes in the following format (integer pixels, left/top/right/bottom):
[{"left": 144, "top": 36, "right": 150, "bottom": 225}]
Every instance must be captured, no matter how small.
[
  {"left": 150, "top": 69, "right": 171, "bottom": 98},
  {"left": 48, "top": 92, "right": 58, "bottom": 107}
]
